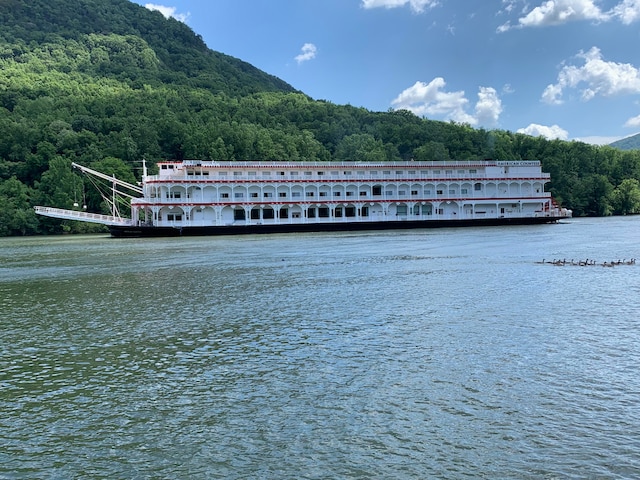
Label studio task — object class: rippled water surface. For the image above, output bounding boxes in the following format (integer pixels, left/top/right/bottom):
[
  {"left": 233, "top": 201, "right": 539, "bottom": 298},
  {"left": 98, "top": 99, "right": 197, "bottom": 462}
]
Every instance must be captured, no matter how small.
[{"left": 2, "top": 217, "right": 640, "bottom": 479}]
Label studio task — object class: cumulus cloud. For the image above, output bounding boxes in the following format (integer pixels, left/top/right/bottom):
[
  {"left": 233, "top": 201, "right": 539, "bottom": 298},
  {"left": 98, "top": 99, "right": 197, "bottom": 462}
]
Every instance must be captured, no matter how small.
[
  {"left": 361, "top": 0, "right": 439, "bottom": 14},
  {"left": 391, "top": 78, "right": 502, "bottom": 127},
  {"left": 611, "top": 0, "right": 640, "bottom": 24},
  {"left": 517, "top": 123, "right": 570, "bottom": 140},
  {"left": 542, "top": 47, "right": 640, "bottom": 104},
  {"left": 294, "top": 43, "right": 317, "bottom": 64},
  {"left": 498, "top": 0, "right": 640, "bottom": 31},
  {"left": 624, "top": 114, "right": 640, "bottom": 127},
  {"left": 144, "top": 3, "right": 189, "bottom": 22}
]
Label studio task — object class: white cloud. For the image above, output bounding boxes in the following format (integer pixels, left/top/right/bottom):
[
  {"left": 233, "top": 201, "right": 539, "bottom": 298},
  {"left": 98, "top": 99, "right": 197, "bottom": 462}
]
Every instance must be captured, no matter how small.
[
  {"left": 575, "top": 135, "right": 626, "bottom": 144},
  {"left": 518, "top": 0, "right": 608, "bottom": 27},
  {"left": 144, "top": 3, "right": 189, "bottom": 22},
  {"left": 475, "top": 87, "right": 503, "bottom": 126},
  {"left": 517, "top": 123, "right": 570, "bottom": 140},
  {"left": 542, "top": 47, "right": 640, "bottom": 104},
  {"left": 361, "top": 0, "right": 439, "bottom": 14},
  {"left": 391, "top": 78, "right": 502, "bottom": 127},
  {"left": 498, "top": 0, "right": 640, "bottom": 30},
  {"left": 624, "top": 114, "right": 640, "bottom": 127},
  {"left": 295, "top": 43, "right": 317, "bottom": 64},
  {"left": 611, "top": 0, "right": 640, "bottom": 24}
]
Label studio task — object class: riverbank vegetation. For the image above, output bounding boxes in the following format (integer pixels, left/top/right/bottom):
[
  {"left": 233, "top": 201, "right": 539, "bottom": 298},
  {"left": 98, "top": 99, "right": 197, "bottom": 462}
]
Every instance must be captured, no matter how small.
[{"left": 1, "top": 0, "right": 640, "bottom": 236}]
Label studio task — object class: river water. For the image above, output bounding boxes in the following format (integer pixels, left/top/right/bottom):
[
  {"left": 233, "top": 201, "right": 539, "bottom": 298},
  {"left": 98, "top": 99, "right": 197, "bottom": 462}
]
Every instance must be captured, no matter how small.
[{"left": 1, "top": 217, "right": 639, "bottom": 479}]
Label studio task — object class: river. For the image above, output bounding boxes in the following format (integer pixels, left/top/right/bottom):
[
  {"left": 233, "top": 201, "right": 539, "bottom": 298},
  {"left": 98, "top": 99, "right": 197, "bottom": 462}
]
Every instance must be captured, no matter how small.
[{"left": 1, "top": 216, "right": 639, "bottom": 479}]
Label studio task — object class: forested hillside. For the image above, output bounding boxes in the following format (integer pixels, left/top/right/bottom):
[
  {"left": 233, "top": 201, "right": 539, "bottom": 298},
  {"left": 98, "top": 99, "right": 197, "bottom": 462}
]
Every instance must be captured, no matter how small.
[
  {"left": 1, "top": 0, "right": 640, "bottom": 235},
  {"left": 609, "top": 133, "right": 640, "bottom": 151}
]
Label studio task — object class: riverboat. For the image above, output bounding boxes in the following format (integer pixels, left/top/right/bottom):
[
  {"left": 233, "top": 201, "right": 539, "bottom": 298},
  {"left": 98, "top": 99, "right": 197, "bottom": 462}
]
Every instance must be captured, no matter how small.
[{"left": 35, "top": 159, "right": 571, "bottom": 237}]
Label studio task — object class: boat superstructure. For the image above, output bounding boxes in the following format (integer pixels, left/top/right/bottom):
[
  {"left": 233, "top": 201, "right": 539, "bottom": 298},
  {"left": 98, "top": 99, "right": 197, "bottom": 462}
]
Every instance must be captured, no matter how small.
[{"left": 35, "top": 159, "right": 572, "bottom": 237}]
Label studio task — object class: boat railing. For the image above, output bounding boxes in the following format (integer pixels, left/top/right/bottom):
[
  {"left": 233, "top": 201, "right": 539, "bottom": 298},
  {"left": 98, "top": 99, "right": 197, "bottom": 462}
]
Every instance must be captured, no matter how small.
[{"left": 34, "top": 206, "right": 134, "bottom": 226}]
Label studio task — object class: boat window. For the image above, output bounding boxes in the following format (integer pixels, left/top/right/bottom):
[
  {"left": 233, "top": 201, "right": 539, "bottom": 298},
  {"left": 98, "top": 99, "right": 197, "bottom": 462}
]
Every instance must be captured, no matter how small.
[
  {"left": 263, "top": 208, "right": 275, "bottom": 219},
  {"left": 346, "top": 192, "right": 354, "bottom": 197},
  {"left": 279, "top": 192, "right": 287, "bottom": 198},
  {"left": 433, "top": 170, "right": 440, "bottom": 174},
  {"left": 292, "top": 192, "right": 301, "bottom": 198},
  {"left": 334, "top": 191, "right": 340, "bottom": 197},
  {"left": 290, "top": 171, "right": 299, "bottom": 176},
  {"left": 233, "top": 171, "right": 242, "bottom": 176},
  {"left": 372, "top": 186, "right": 382, "bottom": 196},
  {"left": 306, "top": 192, "right": 314, "bottom": 197},
  {"left": 399, "top": 190, "right": 406, "bottom": 196},
  {"left": 385, "top": 191, "right": 393, "bottom": 196},
  {"left": 221, "top": 193, "right": 229, "bottom": 199},
  {"left": 470, "top": 169, "right": 477, "bottom": 174},
  {"left": 305, "top": 171, "right": 312, "bottom": 176},
  {"left": 250, "top": 193, "right": 258, "bottom": 198},
  {"left": 474, "top": 183, "right": 482, "bottom": 191},
  {"left": 461, "top": 188, "right": 468, "bottom": 194},
  {"left": 234, "top": 193, "right": 243, "bottom": 198},
  {"left": 317, "top": 171, "right": 324, "bottom": 176},
  {"left": 411, "top": 190, "right": 418, "bottom": 196},
  {"left": 262, "top": 171, "right": 271, "bottom": 176},
  {"left": 437, "top": 190, "right": 443, "bottom": 195},
  {"left": 280, "top": 208, "right": 289, "bottom": 218}
]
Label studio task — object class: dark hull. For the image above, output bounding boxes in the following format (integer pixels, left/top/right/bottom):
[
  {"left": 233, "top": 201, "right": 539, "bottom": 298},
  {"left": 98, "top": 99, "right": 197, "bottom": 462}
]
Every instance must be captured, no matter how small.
[{"left": 108, "top": 216, "right": 566, "bottom": 238}]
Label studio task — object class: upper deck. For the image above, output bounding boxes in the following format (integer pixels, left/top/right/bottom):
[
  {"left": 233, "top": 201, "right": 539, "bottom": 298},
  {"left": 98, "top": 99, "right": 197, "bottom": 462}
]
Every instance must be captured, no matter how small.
[{"left": 150, "top": 160, "right": 549, "bottom": 183}]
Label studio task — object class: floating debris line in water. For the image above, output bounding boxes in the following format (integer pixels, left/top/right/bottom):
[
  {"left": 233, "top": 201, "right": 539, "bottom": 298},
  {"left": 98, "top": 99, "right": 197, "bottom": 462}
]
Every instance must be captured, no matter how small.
[{"left": 537, "top": 258, "right": 636, "bottom": 267}]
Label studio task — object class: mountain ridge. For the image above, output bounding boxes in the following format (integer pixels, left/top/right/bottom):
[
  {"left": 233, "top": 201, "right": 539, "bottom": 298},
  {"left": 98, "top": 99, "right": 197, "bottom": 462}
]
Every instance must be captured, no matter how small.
[{"left": 609, "top": 132, "right": 640, "bottom": 150}]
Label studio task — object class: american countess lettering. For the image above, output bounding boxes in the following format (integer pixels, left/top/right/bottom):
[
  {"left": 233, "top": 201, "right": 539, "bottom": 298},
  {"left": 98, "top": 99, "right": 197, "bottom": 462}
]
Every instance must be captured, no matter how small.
[{"left": 496, "top": 161, "right": 540, "bottom": 166}]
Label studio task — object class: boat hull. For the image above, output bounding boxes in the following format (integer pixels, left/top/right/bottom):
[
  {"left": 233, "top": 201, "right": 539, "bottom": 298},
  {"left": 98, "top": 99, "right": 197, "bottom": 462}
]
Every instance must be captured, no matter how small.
[{"left": 108, "top": 216, "right": 566, "bottom": 237}]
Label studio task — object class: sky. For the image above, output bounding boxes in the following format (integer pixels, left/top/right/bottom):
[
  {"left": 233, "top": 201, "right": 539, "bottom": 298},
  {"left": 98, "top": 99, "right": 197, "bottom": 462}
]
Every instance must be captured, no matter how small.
[{"left": 129, "top": 0, "right": 640, "bottom": 145}]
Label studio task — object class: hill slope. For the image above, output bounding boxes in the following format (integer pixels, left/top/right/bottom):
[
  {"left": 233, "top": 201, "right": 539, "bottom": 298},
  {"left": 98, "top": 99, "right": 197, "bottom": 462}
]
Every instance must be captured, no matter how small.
[
  {"left": 609, "top": 133, "right": 640, "bottom": 150},
  {"left": 0, "top": 0, "right": 296, "bottom": 96}
]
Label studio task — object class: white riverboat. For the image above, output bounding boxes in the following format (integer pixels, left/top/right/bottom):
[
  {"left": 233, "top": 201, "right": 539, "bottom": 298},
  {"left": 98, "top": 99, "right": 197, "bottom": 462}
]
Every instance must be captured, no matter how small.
[{"left": 35, "top": 159, "right": 571, "bottom": 237}]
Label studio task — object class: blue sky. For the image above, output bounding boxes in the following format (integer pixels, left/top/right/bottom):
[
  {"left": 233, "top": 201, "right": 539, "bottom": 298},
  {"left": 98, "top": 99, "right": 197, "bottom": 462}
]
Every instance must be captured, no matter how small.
[{"left": 130, "top": 0, "right": 640, "bottom": 145}]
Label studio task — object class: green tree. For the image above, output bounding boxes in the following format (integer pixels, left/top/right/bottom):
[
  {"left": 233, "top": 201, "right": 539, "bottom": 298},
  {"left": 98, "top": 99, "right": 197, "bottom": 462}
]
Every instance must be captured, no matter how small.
[
  {"left": 335, "top": 134, "right": 387, "bottom": 163},
  {"left": 0, "top": 177, "right": 39, "bottom": 235},
  {"left": 611, "top": 178, "right": 640, "bottom": 215}
]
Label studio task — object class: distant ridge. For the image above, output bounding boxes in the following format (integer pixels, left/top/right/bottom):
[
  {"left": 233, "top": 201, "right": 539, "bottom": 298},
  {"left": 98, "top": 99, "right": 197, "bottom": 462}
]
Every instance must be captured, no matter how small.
[{"left": 609, "top": 133, "right": 640, "bottom": 150}]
